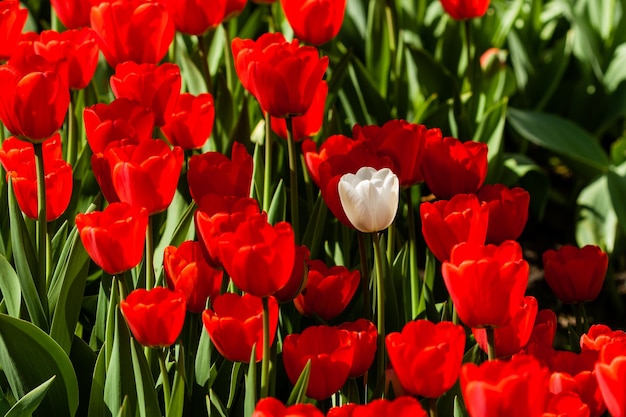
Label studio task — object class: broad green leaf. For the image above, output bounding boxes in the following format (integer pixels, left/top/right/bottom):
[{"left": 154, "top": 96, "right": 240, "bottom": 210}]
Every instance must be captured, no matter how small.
[
  {"left": 69, "top": 336, "right": 97, "bottom": 417},
  {"left": 501, "top": 153, "right": 550, "bottom": 221},
  {"left": 604, "top": 43, "right": 626, "bottom": 93},
  {"left": 208, "top": 389, "right": 228, "bottom": 417},
  {"left": 167, "top": 347, "right": 186, "bottom": 417},
  {"left": 507, "top": 108, "right": 610, "bottom": 177},
  {"left": 244, "top": 346, "right": 257, "bottom": 417},
  {"left": 454, "top": 395, "right": 469, "bottom": 417},
  {"left": 474, "top": 98, "right": 508, "bottom": 184},
  {"left": 365, "top": 0, "right": 391, "bottom": 96},
  {"left": 267, "top": 179, "right": 286, "bottom": 225},
  {"left": 607, "top": 165, "right": 626, "bottom": 239},
  {"left": 195, "top": 326, "right": 213, "bottom": 387},
  {"left": 129, "top": 341, "right": 160, "bottom": 417},
  {"left": 175, "top": 34, "right": 207, "bottom": 95},
  {"left": 87, "top": 348, "right": 107, "bottom": 417},
  {"left": 0, "top": 314, "right": 79, "bottom": 417},
  {"left": 286, "top": 360, "right": 311, "bottom": 405},
  {"left": 4, "top": 376, "right": 56, "bottom": 417},
  {"left": 0, "top": 254, "right": 21, "bottom": 318},
  {"left": 301, "top": 193, "right": 328, "bottom": 261}
]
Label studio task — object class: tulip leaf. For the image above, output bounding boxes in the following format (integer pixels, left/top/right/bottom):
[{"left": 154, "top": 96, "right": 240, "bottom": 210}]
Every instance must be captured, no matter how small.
[
  {"left": 87, "top": 348, "right": 107, "bottom": 417},
  {"left": 267, "top": 179, "right": 286, "bottom": 225},
  {"left": 0, "top": 313, "right": 79, "bottom": 417},
  {"left": 365, "top": 0, "right": 390, "bottom": 96},
  {"left": 129, "top": 341, "right": 160, "bottom": 417},
  {"left": 4, "top": 375, "right": 55, "bottom": 417},
  {"left": 7, "top": 182, "right": 48, "bottom": 330},
  {"left": 227, "top": 362, "right": 242, "bottom": 409},
  {"left": 301, "top": 193, "right": 328, "bottom": 260},
  {"left": 195, "top": 326, "right": 213, "bottom": 387},
  {"left": 167, "top": 348, "right": 186, "bottom": 417},
  {"left": 286, "top": 359, "right": 311, "bottom": 406},
  {"left": 69, "top": 336, "right": 97, "bottom": 417},
  {"left": 244, "top": 346, "right": 257, "bottom": 417},
  {"left": 453, "top": 396, "right": 469, "bottom": 417},
  {"left": 0, "top": 254, "right": 21, "bottom": 318},
  {"left": 474, "top": 98, "right": 507, "bottom": 184},
  {"left": 208, "top": 389, "right": 228, "bottom": 417},
  {"left": 175, "top": 34, "right": 207, "bottom": 95},
  {"left": 606, "top": 165, "right": 626, "bottom": 239},
  {"left": 507, "top": 108, "right": 610, "bottom": 177}
]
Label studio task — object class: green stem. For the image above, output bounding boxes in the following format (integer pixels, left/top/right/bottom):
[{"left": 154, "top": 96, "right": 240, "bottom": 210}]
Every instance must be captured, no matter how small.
[
  {"left": 286, "top": 117, "right": 300, "bottom": 241},
  {"left": 406, "top": 189, "right": 420, "bottom": 319},
  {"left": 464, "top": 19, "right": 474, "bottom": 86},
  {"left": 386, "top": 222, "right": 394, "bottom": 263},
  {"left": 372, "top": 232, "right": 386, "bottom": 385},
  {"left": 145, "top": 216, "right": 154, "bottom": 290},
  {"left": 429, "top": 397, "right": 438, "bottom": 417},
  {"left": 357, "top": 232, "right": 371, "bottom": 321},
  {"left": 263, "top": 112, "right": 272, "bottom": 212},
  {"left": 158, "top": 349, "right": 171, "bottom": 416},
  {"left": 486, "top": 326, "right": 496, "bottom": 361},
  {"left": 1, "top": 120, "right": 5, "bottom": 143},
  {"left": 34, "top": 142, "right": 48, "bottom": 301},
  {"left": 197, "top": 34, "right": 213, "bottom": 93},
  {"left": 260, "top": 297, "right": 271, "bottom": 398},
  {"left": 575, "top": 302, "right": 584, "bottom": 336},
  {"left": 67, "top": 90, "right": 78, "bottom": 167}
]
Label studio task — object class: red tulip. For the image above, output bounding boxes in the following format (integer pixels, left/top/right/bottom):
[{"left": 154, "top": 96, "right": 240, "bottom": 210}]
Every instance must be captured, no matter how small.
[
  {"left": 581, "top": 325, "right": 626, "bottom": 353},
  {"left": 163, "top": 0, "right": 245, "bottom": 35},
  {"left": 419, "top": 193, "right": 489, "bottom": 262},
  {"left": 75, "top": 202, "right": 148, "bottom": 275},
  {"left": 473, "top": 296, "right": 538, "bottom": 358},
  {"left": 202, "top": 294, "right": 278, "bottom": 363},
  {"left": 274, "top": 245, "right": 310, "bottom": 303},
  {"left": 386, "top": 320, "right": 465, "bottom": 398},
  {"left": 161, "top": 92, "right": 215, "bottom": 150},
  {"left": 282, "top": 325, "right": 354, "bottom": 400},
  {"left": 195, "top": 197, "right": 261, "bottom": 268},
  {"left": 477, "top": 184, "right": 530, "bottom": 244},
  {"left": 0, "top": 66, "right": 69, "bottom": 143},
  {"left": 91, "top": 151, "right": 121, "bottom": 204},
  {"left": 84, "top": 98, "right": 155, "bottom": 154},
  {"left": 542, "top": 245, "right": 608, "bottom": 304},
  {"left": 280, "top": 0, "right": 347, "bottom": 45},
  {"left": 164, "top": 240, "right": 223, "bottom": 313},
  {"left": 219, "top": 212, "right": 295, "bottom": 297},
  {"left": 110, "top": 61, "right": 181, "bottom": 126},
  {"left": 439, "top": 0, "right": 490, "bottom": 20},
  {"left": 232, "top": 32, "right": 329, "bottom": 117},
  {"left": 327, "top": 397, "right": 428, "bottom": 417},
  {"left": 338, "top": 319, "right": 377, "bottom": 378},
  {"left": 353, "top": 119, "right": 428, "bottom": 187},
  {"left": 120, "top": 287, "right": 186, "bottom": 348},
  {"left": 90, "top": 0, "right": 175, "bottom": 68},
  {"left": 187, "top": 142, "right": 253, "bottom": 215},
  {"left": 595, "top": 339, "right": 626, "bottom": 417},
  {"left": 0, "top": 1, "right": 27, "bottom": 62},
  {"left": 104, "top": 138, "right": 184, "bottom": 215},
  {"left": 543, "top": 392, "right": 590, "bottom": 417},
  {"left": 0, "top": 135, "right": 62, "bottom": 173},
  {"left": 293, "top": 259, "right": 360, "bottom": 321},
  {"left": 461, "top": 354, "right": 550, "bottom": 417},
  {"left": 270, "top": 80, "right": 327, "bottom": 142},
  {"left": 252, "top": 397, "right": 324, "bottom": 417},
  {"left": 526, "top": 309, "right": 557, "bottom": 352},
  {"left": 50, "top": 0, "right": 92, "bottom": 29},
  {"left": 441, "top": 240, "right": 529, "bottom": 328},
  {"left": 420, "top": 134, "right": 488, "bottom": 199}
]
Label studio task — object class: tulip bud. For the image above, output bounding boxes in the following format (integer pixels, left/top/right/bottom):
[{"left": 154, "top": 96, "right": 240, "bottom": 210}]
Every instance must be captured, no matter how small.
[{"left": 338, "top": 167, "right": 399, "bottom": 233}]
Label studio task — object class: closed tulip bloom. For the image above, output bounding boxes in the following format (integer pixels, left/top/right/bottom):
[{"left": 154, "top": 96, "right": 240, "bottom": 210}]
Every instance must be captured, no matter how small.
[
  {"left": 202, "top": 294, "right": 278, "bottom": 363},
  {"left": 439, "top": 0, "right": 490, "bottom": 20},
  {"left": 164, "top": 241, "right": 223, "bottom": 313},
  {"left": 281, "top": 0, "right": 347, "bottom": 45},
  {"left": 0, "top": 135, "right": 62, "bottom": 175},
  {"left": 187, "top": 141, "right": 253, "bottom": 215},
  {"left": 163, "top": 0, "right": 245, "bottom": 35},
  {"left": 527, "top": 309, "right": 558, "bottom": 350},
  {"left": 76, "top": 202, "right": 149, "bottom": 275},
  {"left": 473, "top": 296, "right": 538, "bottom": 358},
  {"left": 542, "top": 245, "right": 608, "bottom": 304},
  {"left": 110, "top": 61, "right": 181, "bottom": 126},
  {"left": 338, "top": 319, "right": 377, "bottom": 378},
  {"left": 90, "top": 0, "right": 175, "bottom": 68},
  {"left": 543, "top": 392, "right": 590, "bottom": 417},
  {"left": 461, "top": 354, "right": 550, "bottom": 417},
  {"left": 274, "top": 245, "right": 310, "bottom": 303},
  {"left": 219, "top": 212, "right": 295, "bottom": 297},
  {"left": 581, "top": 325, "right": 626, "bottom": 353},
  {"left": 91, "top": 151, "right": 121, "bottom": 204},
  {"left": 120, "top": 287, "right": 186, "bottom": 348},
  {"left": 104, "top": 138, "right": 184, "bottom": 215},
  {"left": 386, "top": 320, "right": 465, "bottom": 398},
  {"left": 328, "top": 397, "right": 428, "bottom": 417},
  {"left": 420, "top": 193, "right": 489, "bottom": 262},
  {"left": 283, "top": 325, "right": 354, "bottom": 400},
  {"left": 50, "top": 0, "right": 92, "bottom": 29},
  {"left": 84, "top": 98, "right": 155, "bottom": 154},
  {"left": 420, "top": 134, "right": 488, "bottom": 199},
  {"left": 595, "top": 340, "right": 626, "bottom": 417},
  {"left": 0, "top": 1, "right": 27, "bottom": 61},
  {"left": 161, "top": 92, "right": 215, "bottom": 150},
  {"left": 478, "top": 184, "right": 530, "bottom": 244},
  {"left": 232, "top": 33, "right": 329, "bottom": 117},
  {"left": 270, "top": 80, "right": 327, "bottom": 142},
  {"left": 252, "top": 397, "right": 324, "bottom": 417},
  {"left": 294, "top": 259, "right": 360, "bottom": 321},
  {"left": 338, "top": 167, "right": 399, "bottom": 233},
  {"left": 0, "top": 66, "right": 70, "bottom": 143},
  {"left": 441, "top": 240, "right": 529, "bottom": 328}
]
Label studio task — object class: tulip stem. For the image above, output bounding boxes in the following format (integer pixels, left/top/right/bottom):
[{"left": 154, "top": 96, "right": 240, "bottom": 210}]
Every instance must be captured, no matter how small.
[
  {"left": 358, "top": 232, "right": 372, "bottom": 321},
  {"left": 486, "top": 326, "right": 496, "bottom": 360},
  {"left": 429, "top": 398, "right": 438, "bottom": 417},
  {"left": 405, "top": 189, "right": 420, "bottom": 319},
  {"left": 145, "top": 216, "right": 154, "bottom": 290},
  {"left": 1, "top": 121, "right": 5, "bottom": 142},
  {"left": 263, "top": 112, "right": 273, "bottom": 212},
  {"left": 260, "top": 296, "right": 271, "bottom": 399},
  {"left": 372, "top": 232, "right": 386, "bottom": 386},
  {"left": 34, "top": 142, "right": 48, "bottom": 300},
  {"left": 67, "top": 90, "right": 78, "bottom": 167},
  {"left": 286, "top": 117, "right": 300, "bottom": 241},
  {"left": 198, "top": 34, "right": 213, "bottom": 93},
  {"left": 158, "top": 349, "right": 171, "bottom": 416},
  {"left": 575, "top": 302, "right": 584, "bottom": 336}
]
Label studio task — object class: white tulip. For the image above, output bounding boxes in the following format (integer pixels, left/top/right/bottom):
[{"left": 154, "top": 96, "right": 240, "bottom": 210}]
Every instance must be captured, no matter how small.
[{"left": 338, "top": 167, "right": 400, "bottom": 233}]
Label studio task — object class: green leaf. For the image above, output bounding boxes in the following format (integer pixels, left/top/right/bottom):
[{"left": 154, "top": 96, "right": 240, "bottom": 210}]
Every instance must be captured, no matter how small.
[
  {"left": 195, "top": 326, "right": 212, "bottom": 387},
  {"left": 301, "top": 193, "right": 328, "bottom": 261},
  {"left": 286, "top": 360, "right": 311, "bottom": 406},
  {"left": 208, "top": 390, "right": 228, "bottom": 417},
  {"left": 267, "top": 179, "right": 286, "bottom": 225},
  {"left": 507, "top": 108, "right": 610, "bottom": 177},
  {"left": 244, "top": 346, "right": 257, "bottom": 417},
  {"left": 4, "top": 376, "right": 55, "bottom": 417},
  {"left": 607, "top": 166, "right": 626, "bottom": 239},
  {"left": 0, "top": 254, "right": 21, "bottom": 318},
  {"left": 130, "top": 341, "right": 160, "bottom": 417},
  {"left": 474, "top": 98, "right": 508, "bottom": 184},
  {"left": 365, "top": 0, "right": 391, "bottom": 96},
  {"left": 604, "top": 43, "right": 626, "bottom": 93},
  {"left": 0, "top": 314, "right": 79, "bottom": 417},
  {"left": 454, "top": 395, "right": 469, "bottom": 417},
  {"left": 87, "top": 348, "right": 107, "bottom": 417},
  {"left": 167, "top": 347, "right": 186, "bottom": 417},
  {"left": 69, "top": 336, "right": 96, "bottom": 417}
]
